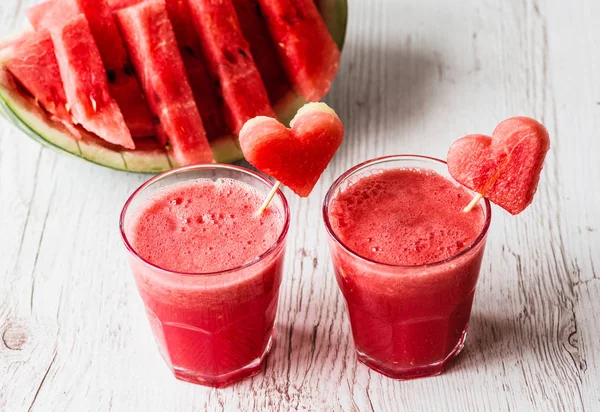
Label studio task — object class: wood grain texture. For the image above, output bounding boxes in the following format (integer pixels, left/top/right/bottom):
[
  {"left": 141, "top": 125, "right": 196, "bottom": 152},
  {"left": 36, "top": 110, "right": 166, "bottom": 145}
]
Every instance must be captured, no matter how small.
[{"left": 0, "top": 0, "right": 598, "bottom": 411}]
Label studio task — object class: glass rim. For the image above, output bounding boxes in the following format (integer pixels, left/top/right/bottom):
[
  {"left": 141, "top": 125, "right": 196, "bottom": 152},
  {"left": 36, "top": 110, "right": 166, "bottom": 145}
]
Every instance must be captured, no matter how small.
[
  {"left": 120, "top": 163, "right": 290, "bottom": 277},
  {"left": 322, "top": 154, "right": 492, "bottom": 269}
]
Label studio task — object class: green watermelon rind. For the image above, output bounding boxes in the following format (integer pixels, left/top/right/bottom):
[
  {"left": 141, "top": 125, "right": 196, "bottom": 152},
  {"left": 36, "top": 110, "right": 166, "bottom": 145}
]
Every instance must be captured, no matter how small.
[{"left": 0, "top": 0, "right": 348, "bottom": 173}]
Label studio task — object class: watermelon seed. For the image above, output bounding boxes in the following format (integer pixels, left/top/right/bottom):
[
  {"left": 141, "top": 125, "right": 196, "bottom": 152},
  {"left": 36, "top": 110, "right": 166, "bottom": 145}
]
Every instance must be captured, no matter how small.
[
  {"left": 184, "top": 46, "right": 195, "bottom": 57},
  {"left": 123, "top": 64, "right": 135, "bottom": 77},
  {"left": 106, "top": 69, "right": 117, "bottom": 84},
  {"left": 238, "top": 49, "right": 247, "bottom": 58},
  {"left": 90, "top": 96, "right": 97, "bottom": 112},
  {"left": 152, "top": 116, "right": 161, "bottom": 125}
]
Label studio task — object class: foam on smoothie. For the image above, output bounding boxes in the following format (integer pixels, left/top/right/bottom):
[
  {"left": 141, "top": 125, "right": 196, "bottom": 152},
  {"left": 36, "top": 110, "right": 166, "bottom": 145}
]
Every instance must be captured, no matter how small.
[
  {"left": 328, "top": 168, "right": 485, "bottom": 266},
  {"left": 129, "top": 178, "right": 284, "bottom": 273}
]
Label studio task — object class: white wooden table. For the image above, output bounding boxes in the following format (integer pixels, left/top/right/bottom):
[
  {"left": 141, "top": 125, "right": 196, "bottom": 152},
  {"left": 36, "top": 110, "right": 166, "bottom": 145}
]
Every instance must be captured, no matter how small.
[{"left": 1, "top": 0, "right": 599, "bottom": 411}]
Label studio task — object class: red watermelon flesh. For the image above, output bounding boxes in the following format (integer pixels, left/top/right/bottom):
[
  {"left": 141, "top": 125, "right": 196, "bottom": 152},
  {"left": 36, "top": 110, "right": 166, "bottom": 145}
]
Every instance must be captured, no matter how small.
[
  {"left": 239, "top": 102, "right": 344, "bottom": 197},
  {"left": 257, "top": 0, "right": 340, "bottom": 102},
  {"left": 29, "top": 0, "right": 156, "bottom": 138},
  {"left": 447, "top": 117, "right": 550, "bottom": 215},
  {"left": 5, "top": 31, "right": 70, "bottom": 123},
  {"left": 116, "top": 0, "right": 214, "bottom": 165},
  {"left": 186, "top": 0, "right": 275, "bottom": 134},
  {"left": 232, "top": 0, "right": 291, "bottom": 104},
  {"left": 50, "top": 15, "right": 134, "bottom": 149}
]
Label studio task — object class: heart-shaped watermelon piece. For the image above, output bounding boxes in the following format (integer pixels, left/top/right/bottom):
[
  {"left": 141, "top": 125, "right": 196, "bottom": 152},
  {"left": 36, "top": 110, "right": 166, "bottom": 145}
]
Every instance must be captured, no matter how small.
[
  {"left": 447, "top": 116, "right": 550, "bottom": 215},
  {"left": 239, "top": 102, "right": 344, "bottom": 197}
]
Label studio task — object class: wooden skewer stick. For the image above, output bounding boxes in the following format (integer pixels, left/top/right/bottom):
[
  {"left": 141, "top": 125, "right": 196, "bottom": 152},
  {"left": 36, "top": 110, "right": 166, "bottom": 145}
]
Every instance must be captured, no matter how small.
[
  {"left": 257, "top": 181, "right": 282, "bottom": 216},
  {"left": 463, "top": 193, "right": 484, "bottom": 213}
]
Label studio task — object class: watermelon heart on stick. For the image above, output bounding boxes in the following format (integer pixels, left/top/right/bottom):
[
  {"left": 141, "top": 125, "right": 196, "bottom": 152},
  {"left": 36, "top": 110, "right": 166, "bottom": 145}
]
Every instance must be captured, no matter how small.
[
  {"left": 239, "top": 101, "right": 344, "bottom": 214},
  {"left": 447, "top": 116, "right": 550, "bottom": 215}
]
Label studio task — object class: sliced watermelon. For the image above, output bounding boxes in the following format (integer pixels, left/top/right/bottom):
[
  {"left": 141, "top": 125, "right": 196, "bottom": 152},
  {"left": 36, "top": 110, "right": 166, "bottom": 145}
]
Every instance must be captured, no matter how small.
[
  {"left": 116, "top": 0, "right": 214, "bottom": 165},
  {"left": 232, "top": 0, "right": 291, "bottom": 104},
  {"left": 186, "top": 0, "right": 275, "bottom": 134},
  {"left": 0, "top": 0, "right": 346, "bottom": 172},
  {"left": 50, "top": 15, "right": 134, "bottom": 149},
  {"left": 165, "top": 0, "right": 229, "bottom": 140},
  {"left": 5, "top": 31, "right": 70, "bottom": 124},
  {"left": 109, "top": 0, "right": 229, "bottom": 141},
  {"left": 257, "top": 0, "right": 341, "bottom": 102},
  {"left": 29, "top": 0, "right": 156, "bottom": 138}
]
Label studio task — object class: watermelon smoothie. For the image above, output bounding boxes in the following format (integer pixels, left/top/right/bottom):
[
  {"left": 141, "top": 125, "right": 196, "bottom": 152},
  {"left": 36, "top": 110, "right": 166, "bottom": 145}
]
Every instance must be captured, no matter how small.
[
  {"left": 323, "top": 155, "right": 491, "bottom": 380},
  {"left": 120, "top": 165, "right": 289, "bottom": 388}
]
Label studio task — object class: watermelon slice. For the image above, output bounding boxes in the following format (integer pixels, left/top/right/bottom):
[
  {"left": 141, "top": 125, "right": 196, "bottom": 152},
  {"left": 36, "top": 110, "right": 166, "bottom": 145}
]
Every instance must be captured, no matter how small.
[
  {"left": 5, "top": 31, "right": 70, "bottom": 125},
  {"left": 165, "top": 0, "right": 229, "bottom": 140},
  {"left": 51, "top": 15, "right": 134, "bottom": 149},
  {"left": 232, "top": 0, "right": 290, "bottom": 104},
  {"left": 0, "top": 0, "right": 347, "bottom": 172},
  {"left": 239, "top": 102, "right": 344, "bottom": 197},
  {"left": 30, "top": 0, "right": 156, "bottom": 138},
  {"left": 116, "top": 0, "right": 214, "bottom": 165},
  {"left": 186, "top": 0, "right": 275, "bottom": 134},
  {"left": 447, "top": 117, "right": 550, "bottom": 215},
  {"left": 109, "top": 0, "right": 229, "bottom": 141},
  {"left": 257, "top": 0, "right": 341, "bottom": 102}
]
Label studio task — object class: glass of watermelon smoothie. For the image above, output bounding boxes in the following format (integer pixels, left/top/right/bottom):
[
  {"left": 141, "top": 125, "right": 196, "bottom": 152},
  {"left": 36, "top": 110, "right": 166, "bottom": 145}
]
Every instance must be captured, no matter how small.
[
  {"left": 120, "top": 165, "right": 290, "bottom": 388},
  {"left": 323, "top": 155, "right": 491, "bottom": 380}
]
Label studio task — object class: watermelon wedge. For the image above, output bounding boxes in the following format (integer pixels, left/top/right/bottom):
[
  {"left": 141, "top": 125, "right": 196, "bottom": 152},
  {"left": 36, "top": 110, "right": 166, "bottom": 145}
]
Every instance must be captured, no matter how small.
[
  {"left": 5, "top": 31, "right": 70, "bottom": 125},
  {"left": 0, "top": 0, "right": 347, "bottom": 172},
  {"left": 186, "top": 0, "right": 275, "bottom": 134},
  {"left": 232, "top": 0, "right": 290, "bottom": 104},
  {"left": 51, "top": 15, "right": 134, "bottom": 149},
  {"left": 110, "top": 0, "right": 229, "bottom": 141},
  {"left": 257, "top": 0, "right": 341, "bottom": 102},
  {"left": 30, "top": 0, "right": 156, "bottom": 138},
  {"left": 116, "top": 0, "right": 214, "bottom": 165},
  {"left": 165, "top": 0, "right": 229, "bottom": 140}
]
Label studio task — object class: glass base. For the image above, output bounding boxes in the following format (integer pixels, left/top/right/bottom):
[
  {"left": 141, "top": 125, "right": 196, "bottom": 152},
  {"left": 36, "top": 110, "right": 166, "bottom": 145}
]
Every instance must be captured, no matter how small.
[
  {"left": 166, "top": 333, "right": 273, "bottom": 388},
  {"left": 356, "top": 330, "right": 468, "bottom": 380}
]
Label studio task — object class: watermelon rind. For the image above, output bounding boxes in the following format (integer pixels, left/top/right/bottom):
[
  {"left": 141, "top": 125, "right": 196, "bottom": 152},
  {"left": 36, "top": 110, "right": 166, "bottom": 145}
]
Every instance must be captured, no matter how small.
[{"left": 0, "top": 0, "right": 347, "bottom": 173}]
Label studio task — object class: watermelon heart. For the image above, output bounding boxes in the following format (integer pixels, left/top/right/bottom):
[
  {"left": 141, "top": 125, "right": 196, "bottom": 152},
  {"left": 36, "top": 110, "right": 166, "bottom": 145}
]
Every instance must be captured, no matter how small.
[
  {"left": 239, "top": 102, "right": 344, "bottom": 197},
  {"left": 447, "top": 116, "right": 550, "bottom": 215}
]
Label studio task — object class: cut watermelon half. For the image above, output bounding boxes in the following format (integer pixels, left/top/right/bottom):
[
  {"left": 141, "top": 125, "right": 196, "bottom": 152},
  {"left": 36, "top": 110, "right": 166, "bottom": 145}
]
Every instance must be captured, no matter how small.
[
  {"left": 116, "top": 0, "right": 214, "bottom": 165},
  {"left": 50, "top": 15, "right": 134, "bottom": 149},
  {"left": 187, "top": 0, "right": 275, "bottom": 134},
  {"left": 30, "top": 0, "right": 156, "bottom": 138},
  {"left": 0, "top": 0, "right": 347, "bottom": 172},
  {"left": 257, "top": 0, "right": 341, "bottom": 102}
]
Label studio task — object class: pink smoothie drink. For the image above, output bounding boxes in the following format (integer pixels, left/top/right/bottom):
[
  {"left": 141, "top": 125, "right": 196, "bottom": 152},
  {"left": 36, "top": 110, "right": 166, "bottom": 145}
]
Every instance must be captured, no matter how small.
[
  {"left": 324, "top": 155, "right": 491, "bottom": 380},
  {"left": 121, "top": 165, "right": 289, "bottom": 388}
]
